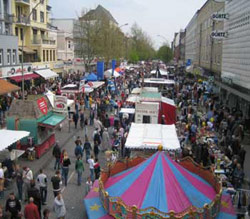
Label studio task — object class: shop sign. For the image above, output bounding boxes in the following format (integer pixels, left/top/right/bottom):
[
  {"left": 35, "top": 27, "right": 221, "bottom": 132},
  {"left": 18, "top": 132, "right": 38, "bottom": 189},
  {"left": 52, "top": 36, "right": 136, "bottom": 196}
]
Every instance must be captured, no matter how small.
[
  {"left": 211, "top": 31, "right": 228, "bottom": 39},
  {"left": 211, "top": 13, "right": 229, "bottom": 21},
  {"left": 54, "top": 96, "right": 67, "bottom": 112},
  {"left": 37, "top": 97, "right": 48, "bottom": 115}
]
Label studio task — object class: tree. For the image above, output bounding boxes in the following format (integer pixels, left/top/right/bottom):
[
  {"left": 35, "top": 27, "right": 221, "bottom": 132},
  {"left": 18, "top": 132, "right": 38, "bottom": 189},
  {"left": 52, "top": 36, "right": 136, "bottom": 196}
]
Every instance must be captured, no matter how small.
[
  {"left": 128, "top": 23, "right": 155, "bottom": 62},
  {"left": 157, "top": 45, "right": 173, "bottom": 64}
]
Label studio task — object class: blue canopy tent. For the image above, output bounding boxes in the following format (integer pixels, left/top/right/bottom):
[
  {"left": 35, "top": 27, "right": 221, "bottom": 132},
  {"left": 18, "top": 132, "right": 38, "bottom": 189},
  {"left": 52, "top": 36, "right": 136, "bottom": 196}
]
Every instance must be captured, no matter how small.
[{"left": 86, "top": 73, "right": 97, "bottom": 81}]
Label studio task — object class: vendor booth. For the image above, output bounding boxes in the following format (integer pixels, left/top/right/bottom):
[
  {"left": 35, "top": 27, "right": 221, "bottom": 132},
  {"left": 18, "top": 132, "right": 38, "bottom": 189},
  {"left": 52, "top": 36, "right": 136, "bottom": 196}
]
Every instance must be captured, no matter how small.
[
  {"left": 161, "top": 96, "right": 177, "bottom": 125},
  {"left": 125, "top": 123, "right": 180, "bottom": 150},
  {"left": 84, "top": 151, "right": 236, "bottom": 219},
  {"left": 135, "top": 102, "right": 159, "bottom": 124},
  {"left": 6, "top": 96, "right": 66, "bottom": 158}
]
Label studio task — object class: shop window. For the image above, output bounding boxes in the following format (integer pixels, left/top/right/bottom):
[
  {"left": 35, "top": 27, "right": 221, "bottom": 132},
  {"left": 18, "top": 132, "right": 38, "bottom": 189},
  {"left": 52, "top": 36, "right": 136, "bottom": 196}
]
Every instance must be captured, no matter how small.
[
  {"left": 12, "top": 50, "right": 16, "bottom": 64},
  {"left": 40, "top": 11, "right": 44, "bottom": 23},
  {"left": 143, "top": 115, "right": 151, "bottom": 124},
  {"left": 7, "top": 50, "right": 11, "bottom": 65},
  {"left": 0, "top": 50, "right": 3, "bottom": 66},
  {"left": 50, "top": 50, "right": 52, "bottom": 61},
  {"left": 46, "top": 50, "right": 49, "bottom": 62},
  {"left": 68, "top": 41, "right": 71, "bottom": 49}
]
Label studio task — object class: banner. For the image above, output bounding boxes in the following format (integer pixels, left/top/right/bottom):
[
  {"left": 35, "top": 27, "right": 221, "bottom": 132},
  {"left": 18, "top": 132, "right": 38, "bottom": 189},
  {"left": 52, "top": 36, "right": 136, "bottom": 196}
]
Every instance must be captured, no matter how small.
[
  {"left": 54, "top": 96, "right": 67, "bottom": 112},
  {"left": 37, "top": 97, "right": 48, "bottom": 115},
  {"left": 111, "top": 60, "right": 116, "bottom": 76},
  {"left": 97, "top": 61, "right": 104, "bottom": 80}
]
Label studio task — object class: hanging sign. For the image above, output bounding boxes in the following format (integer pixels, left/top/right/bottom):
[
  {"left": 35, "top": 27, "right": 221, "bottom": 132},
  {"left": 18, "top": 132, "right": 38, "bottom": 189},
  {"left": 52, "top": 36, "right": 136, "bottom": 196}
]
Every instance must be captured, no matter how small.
[
  {"left": 37, "top": 97, "right": 48, "bottom": 115},
  {"left": 211, "top": 31, "right": 228, "bottom": 39},
  {"left": 54, "top": 96, "right": 67, "bottom": 112},
  {"left": 211, "top": 13, "right": 229, "bottom": 21}
]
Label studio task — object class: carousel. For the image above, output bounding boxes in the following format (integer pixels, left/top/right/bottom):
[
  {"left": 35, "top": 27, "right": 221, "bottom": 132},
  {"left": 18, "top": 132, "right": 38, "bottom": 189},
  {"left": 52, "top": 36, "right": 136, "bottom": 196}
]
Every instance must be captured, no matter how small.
[{"left": 84, "top": 148, "right": 236, "bottom": 218}]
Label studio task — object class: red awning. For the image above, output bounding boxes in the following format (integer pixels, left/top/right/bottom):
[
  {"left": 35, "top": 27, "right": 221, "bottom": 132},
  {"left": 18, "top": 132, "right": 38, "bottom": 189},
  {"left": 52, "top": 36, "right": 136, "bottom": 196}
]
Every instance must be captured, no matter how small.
[{"left": 9, "top": 73, "right": 40, "bottom": 82}]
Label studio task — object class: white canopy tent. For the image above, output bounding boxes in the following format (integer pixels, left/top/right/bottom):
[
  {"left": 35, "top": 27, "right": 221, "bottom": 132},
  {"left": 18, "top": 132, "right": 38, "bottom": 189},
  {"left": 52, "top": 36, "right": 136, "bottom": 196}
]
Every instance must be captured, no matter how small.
[
  {"left": 104, "top": 69, "right": 120, "bottom": 78},
  {"left": 150, "top": 69, "right": 169, "bottom": 76},
  {"left": 91, "top": 81, "right": 105, "bottom": 89},
  {"left": 161, "top": 96, "right": 176, "bottom": 107},
  {"left": 143, "top": 78, "right": 175, "bottom": 85},
  {"left": 125, "top": 123, "right": 180, "bottom": 150},
  {"left": 35, "top": 69, "right": 58, "bottom": 79},
  {"left": 126, "top": 95, "right": 141, "bottom": 103},
  {"left": 0, "top": 130, "right": 30, "bottom": 151},
  {"left": 120, "top": 108, "right": 135, "bottom": 114},
  {"left": 131, "top": 87, "right": 158, "bottom": 95}
]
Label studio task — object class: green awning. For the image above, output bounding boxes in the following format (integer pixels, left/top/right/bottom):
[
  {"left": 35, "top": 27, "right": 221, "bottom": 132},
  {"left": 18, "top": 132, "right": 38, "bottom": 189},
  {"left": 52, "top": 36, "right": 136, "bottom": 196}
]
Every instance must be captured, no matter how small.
[
  {"left": 38, "top": 113, "right": 66, "bottom": 128},
  {"left": 140, "top": 91, "right": 161, "bottom": 101}
]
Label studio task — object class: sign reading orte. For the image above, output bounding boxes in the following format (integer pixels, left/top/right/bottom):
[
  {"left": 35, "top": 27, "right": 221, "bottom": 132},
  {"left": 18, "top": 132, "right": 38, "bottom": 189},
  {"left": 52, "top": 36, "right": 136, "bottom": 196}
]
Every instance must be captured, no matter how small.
[
  {"left": 211, "top": 13, "right": 229, "bottom": 21},
  {"left": 211, "top": 31, "right": 228, "bottom": 39}
]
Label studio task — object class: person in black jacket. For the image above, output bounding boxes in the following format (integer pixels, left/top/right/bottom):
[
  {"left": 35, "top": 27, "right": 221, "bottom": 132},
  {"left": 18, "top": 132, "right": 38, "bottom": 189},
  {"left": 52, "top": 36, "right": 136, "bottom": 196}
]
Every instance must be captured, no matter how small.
[
  {"left": 104, "top": 114, "right": 110, "bottom": 128},
  {"left": 73, "top": 112, "right": 79, "bottom": 129},
  {"left": 5, "top": 192, "right": 21, "bottom": 219},
  {"left": 27, "top": 180, "right": 41, "bottom": 217},
  {"left": 53, "top": 142, "right": 61, "bottom": 170}
]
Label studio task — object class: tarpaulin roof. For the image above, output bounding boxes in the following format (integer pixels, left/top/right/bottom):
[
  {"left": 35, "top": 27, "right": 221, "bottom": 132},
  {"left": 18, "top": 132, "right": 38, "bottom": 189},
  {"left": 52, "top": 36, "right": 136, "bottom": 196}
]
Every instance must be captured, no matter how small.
[
  {"left": 86, "top": 73, "right": 98, "bottom": 81},
  {"left": 0, "top": 130, "right": 30, "bottom": 151},
  {"left": 91, "top": 81, "right": 105, "bottom": 89},
  {"left": 162, "top": 96, "right": 176, "bottom": 107},
  {"left": 9, "top": 73, "right": 40, "bottom": 82},
  {"left": 84, "top": 163, "right": 236, "bottom": 219},
  {"left": 104, "top": 69, "right": 120, "bottom": 78},
  {"left": 125, "top": 123, "right": 180, "bottom": 150},
  {"left": 0, "top": 80, "right": 20, "bottom": 95},
  {"left": 34, "top": 69, "right": 58, "bottom": 79}
]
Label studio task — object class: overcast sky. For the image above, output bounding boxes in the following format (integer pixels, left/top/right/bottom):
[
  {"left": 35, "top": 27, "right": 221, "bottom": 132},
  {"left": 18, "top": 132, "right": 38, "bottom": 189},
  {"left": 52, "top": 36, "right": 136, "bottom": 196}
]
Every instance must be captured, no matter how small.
[{"left": 50, "top": 0, "right": 206, "bottom": 48}]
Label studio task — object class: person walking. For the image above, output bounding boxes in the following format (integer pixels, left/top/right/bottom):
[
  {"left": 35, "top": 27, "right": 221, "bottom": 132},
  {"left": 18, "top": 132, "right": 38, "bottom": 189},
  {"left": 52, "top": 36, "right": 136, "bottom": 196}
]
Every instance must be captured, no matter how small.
[
  {"left": 37, "top": 169, "right": 47, "bottom": 205},
  {"left": 73, "top": 112, "right": 79, "bottom": 129},
  {"left": 0, "top": 163, "right": 4, "bottom": 200},
  {"left": 88, "top": 155, "right": 95, "bottom": 182},
  {"left": 51, "top": 170, "right": 62, "bottom": 197},
  {"left": 74, "top": 142, "right": 83, "bottom": 159},
  {"left": 5, "top": 193, "right": 21, "bottom": 219},
  {"left": 43, "top": 209, "right": 50, "bottom": 219},
  {"left": 80, "top": 111, "right": 84, "bottom": 129},
  {"left": 24, "top": 197, "right": 40, "bottom": 219},
  {"left": 15, "top": 164, "right": 23, "bottom": 201},
  {"left": 23, "top": 167, "right": 33, "bottom": 202},
  {"left": 61, "top": 152, "right": 71, "bottom": 186},
  {"left": 53, "top": 142, "right": 61, "bottom": 170},
  {"left": 27, "top": 180, "right": 41, "bottom": 217},
  {"left": 53, "top": 193, "right": 66, "bottom": 219},
  {"left": 102, "top": 128, "right": 110, "bottom": 151},
  {"left": 94, "top": 141, "right": 99, "bottom": 159},
  {"left": 85, "top": 177, "right": 93, "bottom": 195},
  {"left": 75, "top": 156, "right": 84, "bottom": 186},
  {"left": 94, "top": 158, "right": 101, "bottom": 180},
  {"left": 84, "top": 137, "right": 92, "bottom": 163}
]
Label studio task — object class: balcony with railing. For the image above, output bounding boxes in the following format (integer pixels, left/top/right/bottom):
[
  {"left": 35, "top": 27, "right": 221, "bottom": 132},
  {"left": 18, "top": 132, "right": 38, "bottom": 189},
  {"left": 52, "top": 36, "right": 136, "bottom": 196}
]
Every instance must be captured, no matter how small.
[
  {"left": 15, "top": 0, "right": 30, "bottom": 5},
  {"left": 32, "top": 37, "right": 56, "bottom": 45},
  {"left": 15, "top": 15, "right": 30, "bottom": 25}
]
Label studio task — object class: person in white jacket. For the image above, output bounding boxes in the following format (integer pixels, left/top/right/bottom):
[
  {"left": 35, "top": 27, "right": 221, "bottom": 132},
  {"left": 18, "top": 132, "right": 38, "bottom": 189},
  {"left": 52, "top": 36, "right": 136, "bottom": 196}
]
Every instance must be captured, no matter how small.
[{"left": 54, "top": 193, "right": 66, "bottom": 219}]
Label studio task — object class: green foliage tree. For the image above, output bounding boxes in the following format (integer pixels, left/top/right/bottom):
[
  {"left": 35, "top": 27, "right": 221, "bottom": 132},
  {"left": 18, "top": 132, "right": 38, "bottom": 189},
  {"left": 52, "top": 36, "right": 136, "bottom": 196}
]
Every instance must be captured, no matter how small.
[
  {"left": 128, "top": 23, "right": 155, "bottom": 62},
  {"left": 157, "top": 45, "right": 173, "bottom": 64}
]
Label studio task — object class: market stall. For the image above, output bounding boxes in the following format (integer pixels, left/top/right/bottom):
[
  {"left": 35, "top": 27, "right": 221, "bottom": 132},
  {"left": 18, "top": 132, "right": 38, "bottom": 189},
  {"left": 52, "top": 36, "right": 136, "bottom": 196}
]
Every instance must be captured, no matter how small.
[
  {"left": 125, "top": 123, "right": 180, "bottom": 150},
  {"left": 161, "top": 96, "right": 177, "bottom": 125},
  {"left": 84, "top": 151, "right": 236, "bottom": 219},
  {"left": 6, "top": 96, "right": 66, "bottom": 158},
  {"left": 0, "top": 80, "right": 20, "bottom": 95}
]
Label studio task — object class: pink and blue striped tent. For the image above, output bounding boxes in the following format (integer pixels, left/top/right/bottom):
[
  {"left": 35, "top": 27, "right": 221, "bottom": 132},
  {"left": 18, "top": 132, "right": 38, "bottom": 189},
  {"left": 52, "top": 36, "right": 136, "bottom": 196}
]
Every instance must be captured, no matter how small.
[{"left": 84, "top": 152, "right": 236, "bottom": 218}]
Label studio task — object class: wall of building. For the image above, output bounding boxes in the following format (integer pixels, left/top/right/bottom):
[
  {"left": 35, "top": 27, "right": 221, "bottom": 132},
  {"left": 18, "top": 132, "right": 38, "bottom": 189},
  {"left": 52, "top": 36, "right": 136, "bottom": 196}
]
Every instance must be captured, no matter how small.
[
  {"left": 0, "top": 34, "right": 19, "bottom": 67},
  {"left": 222, "top": 0, "right": 250, "bottom": 91},
  {"left": 185, "top": 12, "right": 198, "bottom": 65},
  {"left": 196, "top": 0, "right": 224, "bottom": 78}
]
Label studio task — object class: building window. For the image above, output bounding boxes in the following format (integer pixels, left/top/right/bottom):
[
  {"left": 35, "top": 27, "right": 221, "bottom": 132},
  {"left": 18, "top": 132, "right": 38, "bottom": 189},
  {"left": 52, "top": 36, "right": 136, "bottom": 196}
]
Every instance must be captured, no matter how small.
[
  {"left": 50, "top": 50, "right": 52, "bottom": 61},
  {"left": 12, "top": 50, "right": 16, "bottom": 64},
  {"left": 53, "top": 50, "right": 55, "bottom": 61},
  {"left": 40, "top": 11, "right": 44, "bottom": 23},
  {"left": 20, "top": 28, "right": 23, "bottom": 41},
  {"left": 41, "top": 30, "right": 45, "bottom": 39},
  {"left": 68, "top": 41, "right": 71, "bottom": 49},
  {"left": 43, "top": 50, "right": 46, "bottom": 62},
  {"left": 0, "top": 49, "right": 3, "bottom": 66},
  {"left": 46, "top": 50, "right": 49, "bottom": 62},
  {"left": 7, "top": 50, "right": 11, "bottom": 65},
  {"left": 32, "top": 9, "right": 37, "bottom": 21},
  {"left": 15, "top": 27, "right": 18, "bottom": 37}
]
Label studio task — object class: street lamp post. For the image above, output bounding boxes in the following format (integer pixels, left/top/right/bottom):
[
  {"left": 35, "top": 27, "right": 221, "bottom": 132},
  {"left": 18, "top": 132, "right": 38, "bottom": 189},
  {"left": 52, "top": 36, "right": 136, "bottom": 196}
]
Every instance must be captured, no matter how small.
[
  {"left": 157, "top": 35, "right": 169, "bottom": 45},
  {"left": 21, "top": 0, "right": 44, "bottom": 100}
]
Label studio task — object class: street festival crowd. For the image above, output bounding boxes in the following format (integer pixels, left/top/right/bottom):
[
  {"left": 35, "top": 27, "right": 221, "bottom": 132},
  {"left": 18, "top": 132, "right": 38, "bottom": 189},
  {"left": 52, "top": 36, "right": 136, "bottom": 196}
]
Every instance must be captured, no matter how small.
[{"left": 0, "top": 63, "right": 248, "bottom": 218}]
